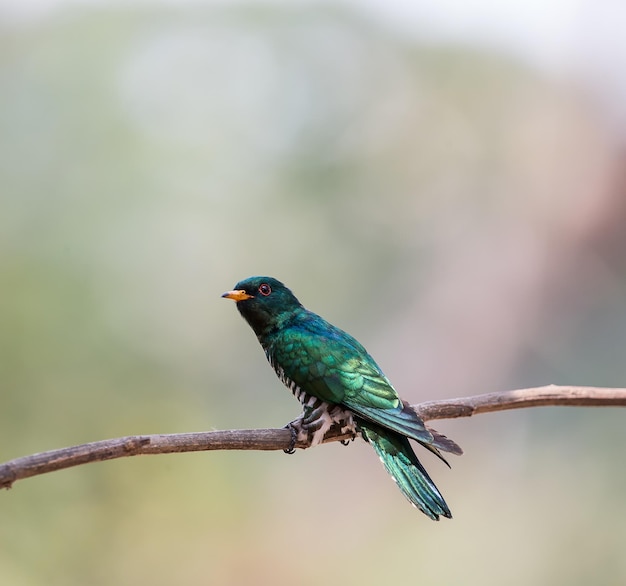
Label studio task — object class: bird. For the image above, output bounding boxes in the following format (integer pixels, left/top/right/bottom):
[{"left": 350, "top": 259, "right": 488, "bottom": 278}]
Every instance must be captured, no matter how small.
[{"left": 222, "top": 276, "right": 462, "bottom": 520}]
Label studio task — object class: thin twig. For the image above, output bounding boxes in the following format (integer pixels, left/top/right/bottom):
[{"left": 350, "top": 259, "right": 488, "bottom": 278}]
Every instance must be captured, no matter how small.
[{"left": 1, "top": 385, "right": 624, "bottom": 490}]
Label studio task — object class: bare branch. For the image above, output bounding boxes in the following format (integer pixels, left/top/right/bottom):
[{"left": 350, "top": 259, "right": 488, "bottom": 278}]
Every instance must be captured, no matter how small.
[
  {"left": 414, "top": 384, "right": 626, "bottom": 420},
  {"left": 1, "top": 385, "right": 624, "bottom": 490}
]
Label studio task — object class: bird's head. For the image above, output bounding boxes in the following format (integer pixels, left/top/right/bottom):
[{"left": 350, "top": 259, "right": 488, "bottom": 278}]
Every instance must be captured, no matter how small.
[{"left": 222, "top": 276, "right": 303, "bottom": 336}]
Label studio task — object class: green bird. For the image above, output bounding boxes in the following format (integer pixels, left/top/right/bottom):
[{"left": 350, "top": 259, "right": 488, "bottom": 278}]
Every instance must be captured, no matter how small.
[{"left": 222, "top": 276, "right": 462, "bottom": 520}]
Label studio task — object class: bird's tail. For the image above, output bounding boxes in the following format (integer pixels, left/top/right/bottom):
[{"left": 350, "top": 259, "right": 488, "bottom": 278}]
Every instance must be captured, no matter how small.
[{"left": 359, "top": 422, "right": 452, "bottom": 520}]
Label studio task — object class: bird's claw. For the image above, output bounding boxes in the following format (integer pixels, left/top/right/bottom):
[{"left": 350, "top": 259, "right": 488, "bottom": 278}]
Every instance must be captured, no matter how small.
[
  {"left": 283, "top": 423, "right": 298, "bottom": 454},
  {"left": 340, "top": 439, "right": 351, "bottom": 446}
]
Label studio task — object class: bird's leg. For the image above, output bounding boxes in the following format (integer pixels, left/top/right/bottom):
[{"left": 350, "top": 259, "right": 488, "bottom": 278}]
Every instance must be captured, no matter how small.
[
  {"left": 301, "top": 403, "right": 335, "bottom": 447},
  {"left": 302, "top": 403, "right": 357, "bottom": 448},
  {"left": 282, "top": 411, "right": 314, "bottom": 452},
  {"left": 281, "top": 403, "right": 331, "bottom": 450},
  {"left": 283, "top": 395, "right": 358, "bottom": 451},
  {"left": 283, "top": 422, "right": 298, "bottom": 454}
]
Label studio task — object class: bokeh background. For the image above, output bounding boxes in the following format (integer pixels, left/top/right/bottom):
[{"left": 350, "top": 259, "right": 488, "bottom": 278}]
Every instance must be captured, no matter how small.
[{"left": 2, "top": 1, "right": 626, "bottom": 585}]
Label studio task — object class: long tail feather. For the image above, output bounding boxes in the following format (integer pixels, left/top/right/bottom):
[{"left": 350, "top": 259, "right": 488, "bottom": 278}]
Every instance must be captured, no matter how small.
[{"left": 359, "top": 421, "right": 452, "bottom": 520}]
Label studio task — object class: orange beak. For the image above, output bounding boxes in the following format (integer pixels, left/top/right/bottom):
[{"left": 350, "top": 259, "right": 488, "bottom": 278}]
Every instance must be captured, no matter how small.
[{"left": 221, "top": 289, "right": 253, "bottom": 302}]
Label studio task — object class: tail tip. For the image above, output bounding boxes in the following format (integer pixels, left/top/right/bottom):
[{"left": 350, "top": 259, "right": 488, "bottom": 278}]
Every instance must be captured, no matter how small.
[{"left": 413, "top": 501, "right": 453, "bottom": 521}]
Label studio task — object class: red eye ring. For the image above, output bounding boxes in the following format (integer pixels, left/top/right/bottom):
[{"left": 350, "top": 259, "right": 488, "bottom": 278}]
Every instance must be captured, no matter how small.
[{"left": 258, "top": 283, "right": 272, "bottom": 296}]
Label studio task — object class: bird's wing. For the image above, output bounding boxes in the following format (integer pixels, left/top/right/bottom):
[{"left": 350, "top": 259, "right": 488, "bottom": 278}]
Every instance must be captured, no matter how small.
[
  {"left": 337, "top": 363, "right": 462, "bottom": 455},
  {"left": 336, "top": 358, "right": 436, "bottom": 445},
  {"left": 272, "top": 323, "right": 436, "bottom": 445}
]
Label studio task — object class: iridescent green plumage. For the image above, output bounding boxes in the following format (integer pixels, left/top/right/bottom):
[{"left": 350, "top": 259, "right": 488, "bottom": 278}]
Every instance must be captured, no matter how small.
[{"left": 222, "top": 276, "right": 462, "bottom": 520}]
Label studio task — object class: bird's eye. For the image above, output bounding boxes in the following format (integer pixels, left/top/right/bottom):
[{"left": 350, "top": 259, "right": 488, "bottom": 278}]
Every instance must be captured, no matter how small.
[{"left": 258, "top": 283, "right": 272, "bottom": 296}]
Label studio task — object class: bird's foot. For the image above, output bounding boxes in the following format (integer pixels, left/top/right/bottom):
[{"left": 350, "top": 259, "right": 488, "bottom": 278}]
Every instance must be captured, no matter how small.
[
  {"left": 339, "top": 425, "right": 357, "bottom": 446},
  {"left": 338, "top": 415, "right": 358, "bottom": 446},
  {"left": 282, "top": 414, "right": 313, "bottom": 452},
  {"left": 283, "top": 423, "right": 298, "bottom": 454},
  {"left": 282, "top": 407, "right": 330, "bottom": 449},
  {"left": 284, "top": 404, "right": 358, "bottom": 450}
]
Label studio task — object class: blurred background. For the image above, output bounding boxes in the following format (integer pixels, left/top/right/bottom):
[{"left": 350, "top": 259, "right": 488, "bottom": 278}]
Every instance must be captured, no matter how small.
[{"left": 1, "top": 1, "right": 626, "bottom": 584}]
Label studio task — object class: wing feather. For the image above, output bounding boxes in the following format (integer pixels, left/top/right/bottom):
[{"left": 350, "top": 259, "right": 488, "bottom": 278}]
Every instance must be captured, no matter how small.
[{"left": 266, "top": 312, "right": 460, "bottom": 454}]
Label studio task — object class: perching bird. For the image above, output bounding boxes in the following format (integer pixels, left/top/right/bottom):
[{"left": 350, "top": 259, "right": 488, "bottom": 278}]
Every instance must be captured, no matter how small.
[{"left": 222, "top": 276, "right": 462, "bottom": 520}]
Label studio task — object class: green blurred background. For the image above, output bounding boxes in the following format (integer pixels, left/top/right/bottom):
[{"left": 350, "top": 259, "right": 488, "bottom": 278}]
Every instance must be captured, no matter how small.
[{"left": 2, "top": 2, "right": 625, "bottom": 585}]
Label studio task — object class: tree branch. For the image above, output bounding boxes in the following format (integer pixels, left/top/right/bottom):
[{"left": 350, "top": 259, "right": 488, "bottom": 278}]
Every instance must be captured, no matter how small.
[
  {"left": 1, "top": 385, "right": 624, "bottom": 490},
  {"left": 414, "top": 384, "right": 626, "bottom": 420}
]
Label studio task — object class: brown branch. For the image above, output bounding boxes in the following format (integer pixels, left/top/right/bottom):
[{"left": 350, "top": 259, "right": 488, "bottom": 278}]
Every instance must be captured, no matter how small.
[
  {"left": 414, "top": 384, "right": 626, "bottom": 420},
  {"left": 1, "top": 385, "right": 624, "bottom": 490}
]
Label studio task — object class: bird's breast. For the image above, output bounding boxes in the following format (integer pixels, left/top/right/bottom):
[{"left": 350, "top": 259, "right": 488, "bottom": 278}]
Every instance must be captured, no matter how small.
[{"left": 266, "top": 350, "right": 308, "bottom": 404}]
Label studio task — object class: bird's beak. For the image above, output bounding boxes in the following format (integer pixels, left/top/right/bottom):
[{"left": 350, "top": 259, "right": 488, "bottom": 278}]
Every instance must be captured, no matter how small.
[{"left": 221, "top": 289, "right": 253, "bottom": 302}]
